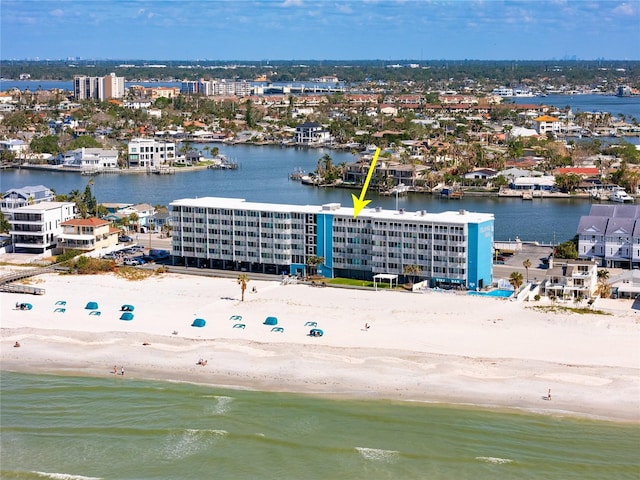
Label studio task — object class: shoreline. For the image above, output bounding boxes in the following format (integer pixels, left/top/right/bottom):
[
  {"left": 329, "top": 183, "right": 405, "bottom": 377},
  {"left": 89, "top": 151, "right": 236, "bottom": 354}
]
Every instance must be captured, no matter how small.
[{"left": 2, "top": 269, "right": 638, "bottom": 424}]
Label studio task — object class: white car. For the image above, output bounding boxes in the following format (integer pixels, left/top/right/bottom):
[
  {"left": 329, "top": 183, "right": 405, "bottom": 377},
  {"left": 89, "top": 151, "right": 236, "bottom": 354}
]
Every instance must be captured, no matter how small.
[{"left": 123, "top": 258, "right": 140, "bottom": 266}]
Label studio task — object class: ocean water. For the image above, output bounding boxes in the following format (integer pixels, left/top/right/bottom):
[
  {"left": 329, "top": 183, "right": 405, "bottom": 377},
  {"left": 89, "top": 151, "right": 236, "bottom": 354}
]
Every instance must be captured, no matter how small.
[{"left": 1, "top": 372, "right": 638, "bottom": 480}]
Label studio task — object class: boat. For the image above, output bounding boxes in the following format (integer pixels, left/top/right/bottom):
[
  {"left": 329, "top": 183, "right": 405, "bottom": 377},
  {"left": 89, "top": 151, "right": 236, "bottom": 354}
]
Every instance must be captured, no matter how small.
[
  {"left": 609, "top": 188, "right": 634, "bottom": 203},
  {"left": 289, "top": 168, "right": 305, "bottom": 180}
]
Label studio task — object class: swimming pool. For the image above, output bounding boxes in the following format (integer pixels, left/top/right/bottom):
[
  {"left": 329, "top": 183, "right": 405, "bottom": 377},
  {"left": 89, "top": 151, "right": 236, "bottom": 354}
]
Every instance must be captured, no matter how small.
[{"left": 468, "top": 289, "right": 514, "bottom": 298}]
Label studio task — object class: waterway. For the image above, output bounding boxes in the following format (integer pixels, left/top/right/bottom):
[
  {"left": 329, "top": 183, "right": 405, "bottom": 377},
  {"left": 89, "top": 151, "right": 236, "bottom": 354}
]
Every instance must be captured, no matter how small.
[{"left": 3, "top": 144, "right": 601, "bottom": 244}]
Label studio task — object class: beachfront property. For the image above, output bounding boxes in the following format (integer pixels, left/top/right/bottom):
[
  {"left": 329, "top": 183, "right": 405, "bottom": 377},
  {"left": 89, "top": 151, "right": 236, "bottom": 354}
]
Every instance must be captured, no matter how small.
[
  {"left": 127, "top": 138, "right": 176, "bottom": 168},
  {"left": 1, "top": 185, "right": 55, "bottom": 220},
  {"left": 57, "top": 217, "right": 119, "bottom": 253},
  {"left": 61, "top": 147, "right": 119, "bottom": 170},
  {"left": 577, "top": 204, "right": 640, "bottom": 269},
  {"left": 8, "top": 201, "right": 76, "bottom": 254},
  {"left": 294, "top": 122, "right": 331, "bottom": 144},
  {"left": 539, "top": 258, "right": 599, "bottom": 301},
  {"left": 0, "top": 139, "right": 28, "bottom": 157},
  {"left": 170, "top": 197, "right": 494, "bottom": 289},
  {"left": 74, "top": 73, "right": 125, "bottom": 101}
]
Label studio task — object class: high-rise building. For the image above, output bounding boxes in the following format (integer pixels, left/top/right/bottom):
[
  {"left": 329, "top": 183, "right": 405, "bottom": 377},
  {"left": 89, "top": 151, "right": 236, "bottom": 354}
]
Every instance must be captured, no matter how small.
[
  {"left": 170, "top": 197, "right": 494, "bottom": 289},
  {"left": 74, "top": 73, "right": 125, "bottom": 101}
]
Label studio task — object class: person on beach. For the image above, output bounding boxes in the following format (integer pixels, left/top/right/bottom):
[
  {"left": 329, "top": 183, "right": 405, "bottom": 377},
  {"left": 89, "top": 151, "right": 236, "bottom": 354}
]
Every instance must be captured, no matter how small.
[
  {"left": 14, "top": 341, "right": 21, "bottom": 348},
  {"left": 364, "top": 323, "right": 370, "bottom": 331},
  {"left": 548, "top": 389, "right": 551, "bottom": 400},
  {"left": 113, "top": 365, "right": 117, "bottom": 375},
  {"left": 121, "top": 366, "right": 125, "bottom": 376}
]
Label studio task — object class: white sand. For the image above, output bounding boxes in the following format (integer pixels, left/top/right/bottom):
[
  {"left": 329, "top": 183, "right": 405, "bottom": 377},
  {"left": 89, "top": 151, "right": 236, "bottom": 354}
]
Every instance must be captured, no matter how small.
[{"left": 2, "top": 270, "right": 639, "bottom": 422}]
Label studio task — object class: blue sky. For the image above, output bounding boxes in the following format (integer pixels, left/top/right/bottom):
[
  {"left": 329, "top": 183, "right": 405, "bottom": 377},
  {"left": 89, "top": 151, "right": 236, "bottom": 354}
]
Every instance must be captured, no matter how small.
[{"left": 2, "top": 0, "right": 638, "bottom": 60}]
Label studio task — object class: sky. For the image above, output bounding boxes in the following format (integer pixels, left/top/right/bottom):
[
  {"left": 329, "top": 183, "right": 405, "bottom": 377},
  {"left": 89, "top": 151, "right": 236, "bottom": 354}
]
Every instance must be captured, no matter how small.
[{"left": 1, "top": 0, "right": 639, "bottom": 61}]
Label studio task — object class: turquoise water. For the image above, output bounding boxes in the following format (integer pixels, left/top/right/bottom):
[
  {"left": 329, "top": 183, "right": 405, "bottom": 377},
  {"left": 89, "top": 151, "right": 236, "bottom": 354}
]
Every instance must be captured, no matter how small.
[
  {"left": 468, "top": 289, "right": 514, "bottom": 298},
  {"left": 1, "top": 372, "right": 639, "bottom": 480}
]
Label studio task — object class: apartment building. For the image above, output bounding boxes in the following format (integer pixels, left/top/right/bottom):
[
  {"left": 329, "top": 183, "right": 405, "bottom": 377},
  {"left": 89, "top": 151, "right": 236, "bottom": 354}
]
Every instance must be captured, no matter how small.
[
  {"left": 577, "top": 204, "right": 640, "bottom": 268},
  {"left": 180, "top": 79, "right": 252, "bottom": 97},
  {"left": 1, "top": 185, "right": 55, "bottom": 220},
  {"left": 9, "top": 202, "right": 76, "bottom": 253},
  {"left": 127, "top": 138, "right": 176, "bottom": 168},
  {"left": 58, "top": 217, "right": 119, "bottom": 253},
  {"left": 74, "top": 73, "right": 125, "bottom": 101},
  {"left": 170, "top": 197, "right": 494, "bottom": 289},
  {"left": 540, "top": 259, "right": 599, "bottom": 300}
]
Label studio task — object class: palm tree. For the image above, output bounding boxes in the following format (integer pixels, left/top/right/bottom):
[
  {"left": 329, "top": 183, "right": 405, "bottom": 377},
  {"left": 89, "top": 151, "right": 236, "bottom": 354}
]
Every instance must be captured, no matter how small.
[
  {"left": 596, "top": 269, "right": 611, "bottom": 298},
  {"left": 509, "top": 271, "right": 523, "bottom": 291},
  {"left": 129, "top": 212, "right": 140, "bottom": 233},
  {"left": 403, "top": 264, "right": 422, "bottom": 287},
  {"left": 237, "top": 274, "right": 249, "bottom": 302},
  {"left": 306, "top": 256, "right": 325, "bottom": 277},
  {"left": 522, "top": 258, "right": 531, "bottom": 283}
]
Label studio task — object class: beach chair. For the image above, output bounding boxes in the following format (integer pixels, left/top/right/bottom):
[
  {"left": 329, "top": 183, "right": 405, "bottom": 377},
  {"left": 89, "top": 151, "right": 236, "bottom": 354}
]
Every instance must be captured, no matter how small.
[
  {"left": 233, "top": 323, "right": 246, "bottom": 329},
  {"left": 229, "top": 315, "right": 243, "bottom": 321},
  {"left": 55, "top": 300, "right": 66, "bottom": 306},
  {"left": 54, "top": 307, "right": 66, "bottom": 313},
  {"left": 271, "top": 327, "right": 284, "bottom": 333},
  {"left": 304, "top": 321, "right": 317, "bottom": 327},
  {"left": 89, "top": 311, "right": 101, "bottom": 316}
]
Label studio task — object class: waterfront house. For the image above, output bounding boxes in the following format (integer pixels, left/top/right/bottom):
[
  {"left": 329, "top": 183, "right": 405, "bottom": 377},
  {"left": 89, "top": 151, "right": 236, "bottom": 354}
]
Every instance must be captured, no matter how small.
[
  {"left": 294, "top": 122, "right": 331, "bottom": 144},
  {"left": 1, "top": 185, "right": 55, "bottom": 221},
  {"left": 463, "top": 169, "right": 498, "bottom": 181},
  {"left": 127, "top": 138, "right": 176, "bottom": 168},
  {"left": 61, "top": 147, "right": 119, "bottom": 170},
  {"left": 170, "top": 197, "right": 494, "bottom": 289},
  {"left": 577, "top": 204, "right": 640, "bottom": 269},
  {"left": 117, "top": 204, "right": 156, "bottom": 232},
  {"left": 533, "top": 115, "right": 561, "bottom": 136},
  {"left": 9, "top": 202, "right": 76, "bottom": 254},
  {"left": 58, "top": 217, "right": 119, "bottom": 253},
  {"left": 540, "top": 259, "right": 599, "bottom": 301},
  {"left": 0, "top": 139, "right": 28, "bottom": 157},
  {"left": 510, "top": 175, "right": 556, "bottom": 191}
]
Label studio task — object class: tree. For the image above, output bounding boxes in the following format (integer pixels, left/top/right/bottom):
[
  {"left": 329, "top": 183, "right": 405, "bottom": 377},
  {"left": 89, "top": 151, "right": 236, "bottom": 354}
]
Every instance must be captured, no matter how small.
[
  {"left": 522, "top": 258, "right": 531, "bottom": 283},
  {"left": 509, "top": 271, "right": 523, "bottom": 291},
  {"left": 30, "top": 135, "right": 60, "bottom": 155},
  {"left": 68, "top": 135, "right": 102, "bottom": 150},
  {"left": 596, "top": 269, "right": 611, "bottom": 299},
  {"left": 554, "top": 173, "right": 581, "bottom": 193},
  {"left": 555, "top": 237, "right": 578, "bottom": 259},
  {"left": 307, "top": 256, "right": 324, "bottom": 277},
  {"left": 237, "top": 274, "right": 249, "bottom": 302},
  {"left": 0, "top": 211, "right": 10, "bottom": 233},
  {"left": 403, "top": 264, "right": 422, "bottom": 287},
  {"left": 129, "top": 212, "right": 140, "bottom": 232}
]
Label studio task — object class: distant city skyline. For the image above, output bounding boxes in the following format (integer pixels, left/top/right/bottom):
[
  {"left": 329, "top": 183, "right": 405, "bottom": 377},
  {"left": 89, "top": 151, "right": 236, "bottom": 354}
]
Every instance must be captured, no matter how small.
[{"left": 1, "top": 0, "right": 639, "bottom": 61}]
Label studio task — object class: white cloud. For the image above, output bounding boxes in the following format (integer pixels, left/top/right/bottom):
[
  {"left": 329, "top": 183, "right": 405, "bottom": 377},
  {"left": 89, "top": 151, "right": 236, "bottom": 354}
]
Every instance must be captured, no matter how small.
[
  {"left": 50, "top": 9, "right": 64, "bottom": 17},
  {"left": 281, "top": 0, "right": 303, "bottom": 6},
  {"left": 612, "top": 2, "right": 637, "bottom": 16}
]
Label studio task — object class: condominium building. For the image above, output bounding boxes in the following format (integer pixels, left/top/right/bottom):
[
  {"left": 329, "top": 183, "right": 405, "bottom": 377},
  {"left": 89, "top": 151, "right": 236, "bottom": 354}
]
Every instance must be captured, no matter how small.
[
  {"left": 127, "top": 138, "right": 176, "bottom": 168},
  {"left": 577, "top": 204, "right": 640, "bottom": 268},
  {"left": 1, "top": 185, "right": 55, "bottom": 220},
  {"left": 74, "top": 73, "right": 125, "bottom": 101},
  {"left": 180, "top": 79, "right": 252, "bottom": 97},
  {"left": 170, "top": 197, "right": 494, "bottom": 289},
  {"left": 9, "top": 202, "right": 76, "bottom": 254}
]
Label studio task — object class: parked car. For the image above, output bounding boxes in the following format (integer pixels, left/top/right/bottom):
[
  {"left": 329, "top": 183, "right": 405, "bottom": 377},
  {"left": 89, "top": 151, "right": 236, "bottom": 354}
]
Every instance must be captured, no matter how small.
[
  {"left": 131, "top": 245, "right": 145, "bottom": 252},
  {"left": 123, "top": 258, "right": 140, "bottom": 266},
  {"left": 118, "top": 235, "right": 133, "bottom": 243}
]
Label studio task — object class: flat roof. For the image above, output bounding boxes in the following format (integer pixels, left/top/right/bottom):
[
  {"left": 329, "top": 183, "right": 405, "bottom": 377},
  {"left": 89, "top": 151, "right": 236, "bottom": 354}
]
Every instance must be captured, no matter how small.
[
  {"left": 16, "top": 201, "right": 75, "bottom": 211},
  {"left": 170, "top": 197, "right": 494, "bottom": 225}
]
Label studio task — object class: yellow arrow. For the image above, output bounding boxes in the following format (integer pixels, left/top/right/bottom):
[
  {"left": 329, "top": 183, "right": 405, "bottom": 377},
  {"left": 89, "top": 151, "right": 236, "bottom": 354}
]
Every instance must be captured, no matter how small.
[{"left": 351, "top": 147, "right": 381, "bottom": 218}]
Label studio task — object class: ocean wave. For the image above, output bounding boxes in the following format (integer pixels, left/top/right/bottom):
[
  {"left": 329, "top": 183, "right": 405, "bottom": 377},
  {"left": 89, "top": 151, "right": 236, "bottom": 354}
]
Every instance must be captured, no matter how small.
[
  {"left": 355, "top": 447, "right": 399, "bottom": 463},
  {"left": 475, "top": 456, "right": 514, "bottom": 465},
  {"left": 204, "top": 395, "right": 234, "bottom": 415},
  {"left": 163, "top": 429, "right": 228, "bottom": 460},
  {"left": 31, "top": 472, "right": 102, "bottom": 480}
]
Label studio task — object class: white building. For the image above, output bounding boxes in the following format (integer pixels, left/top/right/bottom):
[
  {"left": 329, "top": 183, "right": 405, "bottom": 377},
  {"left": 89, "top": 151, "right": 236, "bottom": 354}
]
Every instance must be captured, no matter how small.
[
  {"left": 61, "top": 148, "right": 119, "bottom": 170},
  {"left": 9, "top": 201, "right": 76, "bottom": 254},
  {"left": 533, "top": 115, "right": 561, "bottom": 136},
  {"left": 127, "top": 138, "right": 176, "bottom": 168},
  {"left": 74, "top": 73, "right": 125, "bottom": 101},
  {"left": 170, "top": 197, "right": 495, "bottom": 289},
  {"left": 1, "top": 185, "right": 56, "bottom": 220},
  {"left": 294, "top": 122, "right": 331, "bottom": 144},
  {"left": 0, "top": 139, "right": 29, "bottom": 157},
  {"left": 540, "top": 259, "right": 599, "bottom": 301}
]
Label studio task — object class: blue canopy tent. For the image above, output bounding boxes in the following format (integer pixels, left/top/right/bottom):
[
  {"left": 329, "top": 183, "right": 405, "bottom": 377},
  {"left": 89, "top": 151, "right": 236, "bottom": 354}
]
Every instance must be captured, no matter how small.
[
  {"left": 121, "top": 304, "right": 135, "bottom": 312},
  {"left": 85, "top": 301, "right": 99, "bottom": 310},
  {"left": 191, "top": 318, "right": 206, "bottom": 328},
  {"left": 120, "top": 312, "right": 134, "bottom": 321},
  {"left": 309, "top": 328, "right": 323, "bottom": 337},
  {"left": 263, "top": 316, "right": 278, "bottom": 326}
]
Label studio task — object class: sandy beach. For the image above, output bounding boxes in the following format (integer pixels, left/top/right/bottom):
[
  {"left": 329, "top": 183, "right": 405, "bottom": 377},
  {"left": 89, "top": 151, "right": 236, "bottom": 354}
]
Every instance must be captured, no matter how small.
[{"left": 2, "top": 269, "right": 639, "bottom": 423}]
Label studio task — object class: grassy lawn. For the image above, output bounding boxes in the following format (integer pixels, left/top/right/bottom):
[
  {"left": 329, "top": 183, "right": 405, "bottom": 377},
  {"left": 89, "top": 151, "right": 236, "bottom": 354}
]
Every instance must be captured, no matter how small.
[{"left": 325, "top": 277, "right": 404, "bottom": 290}]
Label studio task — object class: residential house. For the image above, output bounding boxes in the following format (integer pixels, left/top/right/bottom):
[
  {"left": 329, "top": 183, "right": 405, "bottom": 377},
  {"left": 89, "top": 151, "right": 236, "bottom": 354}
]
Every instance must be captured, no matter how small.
[
  {"left": 1, "top": 185, "right": 55, "bottom": 220},
  {"left": 61, "top": 148, "right": 119, "bottom": 170},
  {"left": 127, "top": 138, "right": 176, "bottom": 168},
  {"left": 58, "top": 217, "right": 119, "bottom": 253},
  {"left": 577, "top": 204, "right": 640, "bottom": 268},
  {"left": 463, "top": 168, "right": 498, "bottom": 181},
  {"left": 9, "top": 201, "right": 76, "bottom": 254},
  {"left": 533, "top": 115, "right": 561, "bottom": 136},
  {"left": 510, "top": 175, "right": 556, "bottom": 191},
  {"left": 117, "top": 203, "right": 156, "bottom": 232},
  {"left": 540, "top": 259, "right": 599, "bottom": 300},
  {"left": 0, "top": 139, "right": 29, "bottom": 157},
  {"left": 294, "top": 122, "right": 331, "bottom": 144}
]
